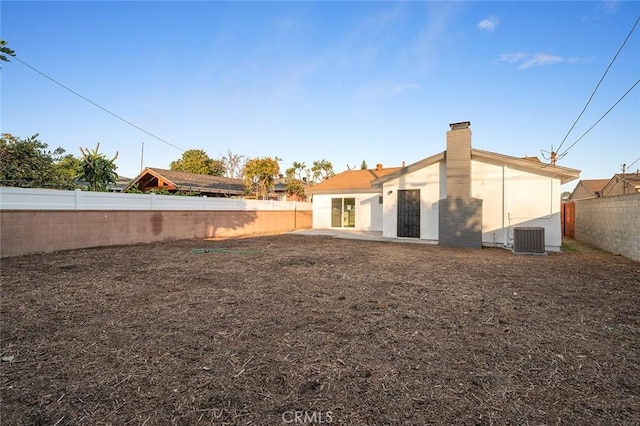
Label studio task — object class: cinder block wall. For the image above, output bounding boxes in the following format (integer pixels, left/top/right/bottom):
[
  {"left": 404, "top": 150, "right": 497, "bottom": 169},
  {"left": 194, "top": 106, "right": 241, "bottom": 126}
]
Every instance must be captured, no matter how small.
[
  {"left": 0, "top": 210, "right": 312, "bottom": 257},
  {"left": 575, "top": 193, "right": 640, "bottom": 262}
]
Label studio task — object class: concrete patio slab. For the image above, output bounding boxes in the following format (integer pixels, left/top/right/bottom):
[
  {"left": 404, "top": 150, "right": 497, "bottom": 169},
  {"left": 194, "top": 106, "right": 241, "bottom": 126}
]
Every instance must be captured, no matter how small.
[{"left": 288, "top": 229, "right": 437, "bottom": 245}]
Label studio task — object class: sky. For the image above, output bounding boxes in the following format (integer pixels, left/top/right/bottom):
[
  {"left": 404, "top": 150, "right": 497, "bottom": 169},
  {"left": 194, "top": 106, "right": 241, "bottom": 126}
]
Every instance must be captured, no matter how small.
[{"left": 2, "top": 1, "right": 639, "bottom": 192}]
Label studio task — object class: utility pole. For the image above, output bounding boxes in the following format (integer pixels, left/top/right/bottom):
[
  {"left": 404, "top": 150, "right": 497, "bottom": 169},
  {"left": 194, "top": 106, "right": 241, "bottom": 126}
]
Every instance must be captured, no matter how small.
[{"left": 140, "top": 142, "right": 144, "bottom": 172}]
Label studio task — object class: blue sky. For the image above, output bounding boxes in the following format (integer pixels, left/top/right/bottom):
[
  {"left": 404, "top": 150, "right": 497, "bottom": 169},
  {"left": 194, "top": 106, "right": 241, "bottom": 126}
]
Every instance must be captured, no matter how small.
[{"left": 2, "top": 1, "right": 639, "bottom": 191}]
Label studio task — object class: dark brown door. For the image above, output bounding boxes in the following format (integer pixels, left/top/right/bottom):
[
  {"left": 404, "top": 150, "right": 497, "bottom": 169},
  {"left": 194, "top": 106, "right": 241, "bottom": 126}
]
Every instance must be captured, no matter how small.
[{"left": 397, "top": 189, "right": 420, "bottom": 238}]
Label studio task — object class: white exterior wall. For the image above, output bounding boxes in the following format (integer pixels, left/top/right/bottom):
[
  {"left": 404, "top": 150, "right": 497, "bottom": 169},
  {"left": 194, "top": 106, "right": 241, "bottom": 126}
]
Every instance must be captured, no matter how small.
[
  {"left": 377, "top": 160, "right": 562, "bottom": 251},
  {"left": 381, "top": 162, "right": 445, "bottom": 241},
  {"left": 311, "top": 192, "right": 383, "bottom": 231},
  {"left": 471, "top": 161, "right": 562, "bottom": 251}
]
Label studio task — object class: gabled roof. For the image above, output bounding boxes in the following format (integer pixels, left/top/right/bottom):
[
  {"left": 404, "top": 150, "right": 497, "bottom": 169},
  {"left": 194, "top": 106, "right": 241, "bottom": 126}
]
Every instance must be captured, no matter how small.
[
  {"left": 581, "top": 179, "right": 610, "bottom": 194},
  {"left": 371, "top": 152, "right": 445, "bottom": 186},
  {"left": 568, "top": 178, "right": 609, "bottom": 201},
  {"left": 372, "top": 149, "right": 580, "bottom": 186},
  {"left": 601, "top": 173, "right": 640, "bottom": 196},
  {"left": 127, "top": 167, "right": 245, "bottom": 195},
  {"left": 307, "top": 167, "right": 401, "bottom": 194}
]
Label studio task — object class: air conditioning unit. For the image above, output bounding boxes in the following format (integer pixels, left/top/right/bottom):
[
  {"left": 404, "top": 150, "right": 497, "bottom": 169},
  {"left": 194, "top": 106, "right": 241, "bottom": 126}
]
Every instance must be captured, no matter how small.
[{"left": 513, "top": 227, "right": 545, "bottom": 254}]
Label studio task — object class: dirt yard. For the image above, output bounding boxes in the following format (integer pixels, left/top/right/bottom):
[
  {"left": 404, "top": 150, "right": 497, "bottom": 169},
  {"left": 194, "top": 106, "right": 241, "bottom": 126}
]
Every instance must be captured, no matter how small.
[{"left": 1, "top": 234, "right": 638, "bottom": 425}]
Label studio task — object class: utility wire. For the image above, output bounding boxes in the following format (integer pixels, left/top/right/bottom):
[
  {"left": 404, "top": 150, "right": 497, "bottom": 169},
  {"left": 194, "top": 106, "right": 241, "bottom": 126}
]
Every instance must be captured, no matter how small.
[
  {"left": 557, "top": 14, "right": 640, "bottom": 153},
  {"left": 627, "top": 156, "right": 640, "bottom": 170},
  {"left": 558, "top": 78, "right": 640, "bottom": 158},
  {"left": 12, "top": 56, "right": 185, "bottom": 152}
]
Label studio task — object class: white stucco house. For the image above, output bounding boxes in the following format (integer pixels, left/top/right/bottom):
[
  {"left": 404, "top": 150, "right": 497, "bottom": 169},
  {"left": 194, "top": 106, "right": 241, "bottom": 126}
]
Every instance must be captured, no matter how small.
[{"left": 307, "top": 121, "right": 581, "bottom": 252}]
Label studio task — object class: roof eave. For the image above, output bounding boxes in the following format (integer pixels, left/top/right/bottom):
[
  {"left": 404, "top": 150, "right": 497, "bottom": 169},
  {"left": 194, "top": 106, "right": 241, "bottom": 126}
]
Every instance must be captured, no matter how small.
[
  {"left": 471, "top": 149, "right": 581, "bottom": 185},
  {"left": 307, "top": 188, "right": 382, "bottom": 195},
  {"left": 371, "top": 152, "right": 445, "bottom": 187}
]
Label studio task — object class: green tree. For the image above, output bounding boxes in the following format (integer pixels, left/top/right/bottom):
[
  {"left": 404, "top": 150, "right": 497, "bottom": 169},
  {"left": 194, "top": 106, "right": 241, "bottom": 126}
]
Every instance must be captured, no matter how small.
[
  {"left": 284, "top": 161, "right": 308, "bottom": 200},
  {"left": 360, "top": 160, "right": 368, "bottom": 170},
  {"left": 170, "top": 149, "right": 225, "bottom": 176},
  {"left": 55, "top": 154, "right": 83, "bottom": 189},
  {"left": 79, "top": 143, "right": 118, "bottom": 192},
  {"left": 311, "top": 159, "right": 335, "bottom": 183},
  {"left": 0, "top": 133, "right": 73, "bottom": 188},
  {"left": 286, "top": 161, "right": 307, "bottom": 180},
  {"left": 244, "top": 157, "right": 281, "bottom": 199},
  {"left": 0, "top": 39, "right": 16, "bottom": 69}
]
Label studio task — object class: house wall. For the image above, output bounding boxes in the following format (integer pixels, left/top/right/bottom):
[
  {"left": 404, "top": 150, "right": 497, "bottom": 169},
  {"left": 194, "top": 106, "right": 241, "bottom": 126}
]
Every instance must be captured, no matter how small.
[
  {"left": 380, "top": 160, "right": 563, "bottom": 251},
  {"left": 602, "top": 177, "right": 640, "bottom": 197},
  {"left": 311, "top": 193, "right": 383, "bottom": 231},
  {"left": 381, "top": 161, "right": 444, "bottom": 241},
  {"left": 575, "top": 193, "right": 640, "bottom": 262},
  {"left": 472, "top": 161, "right": 563, "bottom": 251},
  {"left": 569, "top": 182, "right": 597, "bottom": 201}
]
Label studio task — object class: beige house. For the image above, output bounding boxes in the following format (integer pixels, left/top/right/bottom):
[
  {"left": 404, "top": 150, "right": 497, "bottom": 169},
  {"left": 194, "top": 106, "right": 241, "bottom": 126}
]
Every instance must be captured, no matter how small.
[
  {"left": 601, "top": 173, "right": 640, "bottom": 197},
  {"left": 569, "top": 173, "right": 640, "bottom": 201},
  {"left": 569, "top": 179, "right": 611, "bottom": 201}
]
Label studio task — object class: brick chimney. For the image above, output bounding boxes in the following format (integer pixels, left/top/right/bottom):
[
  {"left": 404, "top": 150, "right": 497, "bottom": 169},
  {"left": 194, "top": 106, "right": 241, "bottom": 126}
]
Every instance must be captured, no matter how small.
[
  {"left": 445, "top": 121, "right": 472, "bottom": 198},
  {"left": 438, "top": 121, "right": 483, "bottom": 248},
  {"left": 376, "top": 163, "right": 383, "bottom": 171}
]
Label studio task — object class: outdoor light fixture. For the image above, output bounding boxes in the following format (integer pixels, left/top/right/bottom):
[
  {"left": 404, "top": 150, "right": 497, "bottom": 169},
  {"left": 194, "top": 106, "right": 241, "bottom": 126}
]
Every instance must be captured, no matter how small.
[{"left": 387, "top": 190, "right": 393, "bottom": 195}]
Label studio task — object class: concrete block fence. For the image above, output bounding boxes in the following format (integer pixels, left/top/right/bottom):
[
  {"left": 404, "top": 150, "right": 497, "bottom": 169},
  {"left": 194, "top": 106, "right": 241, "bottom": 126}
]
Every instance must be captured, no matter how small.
[
  {"left": 575, "top": 193, "right": 639, "bottom": 262},
  {"left": 0, "top": 187, "right": 312, "bottom": 257}
]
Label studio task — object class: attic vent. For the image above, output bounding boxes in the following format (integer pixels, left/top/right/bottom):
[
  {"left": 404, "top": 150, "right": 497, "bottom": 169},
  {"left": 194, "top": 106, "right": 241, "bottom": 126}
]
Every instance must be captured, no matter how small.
[{"left": 513, "top": 227, "right": 545, "bottom": 254}]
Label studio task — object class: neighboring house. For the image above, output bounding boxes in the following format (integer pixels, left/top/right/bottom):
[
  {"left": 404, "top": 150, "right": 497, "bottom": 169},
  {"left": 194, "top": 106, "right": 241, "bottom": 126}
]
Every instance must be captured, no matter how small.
[
  {"left": 601, "top": 173, "right": 640, "bottom": 197},
  {"left": 568, "top": 179, "right": 610, "bottom": 201},
  {"left": 568, "top": 173, "right": 640, "bottom": 201},
  {"left": 126, "top": 167, "right": 245, "bottom": 197},
  {"left": 308, "top": 121, "right": 581, "bottom": 251},
  {"left": 271, "top": 176, "right": 309, "bottom": 202},
  {"left": 109, "top": 176, "right": 133, "bottom": 192}
]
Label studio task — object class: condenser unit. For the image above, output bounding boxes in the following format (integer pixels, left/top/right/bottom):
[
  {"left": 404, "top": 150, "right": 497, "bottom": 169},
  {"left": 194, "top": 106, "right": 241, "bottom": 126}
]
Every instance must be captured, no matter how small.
[{"left": 513, "top": 227, "right": 545, "bottom": 254}]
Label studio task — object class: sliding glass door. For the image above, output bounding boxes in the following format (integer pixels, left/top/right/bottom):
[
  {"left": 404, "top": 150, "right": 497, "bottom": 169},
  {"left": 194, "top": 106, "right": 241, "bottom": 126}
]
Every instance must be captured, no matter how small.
[{"left": 331, "top": 197, "right": 355, "bottom": 228}]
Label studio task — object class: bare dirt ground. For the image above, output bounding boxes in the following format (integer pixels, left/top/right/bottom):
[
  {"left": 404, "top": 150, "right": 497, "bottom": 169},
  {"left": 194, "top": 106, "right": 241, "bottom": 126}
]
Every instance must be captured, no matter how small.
[{"left": 1, "top": 235, "right": 639, "bottom": 425}]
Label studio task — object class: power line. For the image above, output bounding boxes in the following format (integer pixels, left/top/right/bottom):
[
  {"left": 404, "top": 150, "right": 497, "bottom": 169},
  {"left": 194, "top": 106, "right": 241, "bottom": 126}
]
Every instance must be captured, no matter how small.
[
  {"left": 556, "top": 14, "right": 640, "bottom": 153},
  {"left": 12, "top": 56, "right": 185, "bottom": 153},
  {"left": 627, "top": 156, "right": 640, "bottom": 170},
  {"left": 558, "top": 77, "right": 640, "bottom": 158}
]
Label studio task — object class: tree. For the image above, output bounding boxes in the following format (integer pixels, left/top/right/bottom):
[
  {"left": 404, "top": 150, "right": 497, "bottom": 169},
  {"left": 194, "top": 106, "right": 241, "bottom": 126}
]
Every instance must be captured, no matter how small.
[
  {"left": 79, "top": 143, "right": 118, "bottom": 192},
  {"left": 55, "top": 154, "right": 83, "bottom": 189},
  {"left": 244, "top": 157, "right": 280, "bottom": 199},
  {"left": 284, "top": 161, "right": 308, "bottom": 200},
  {"left": 220, "top": 149, "right": 246, "bottom": 179},
  {"left": 170, "top": 149, "right": 225, "bottom": 176},
  {"left": 360, "top": 160, "right": 368, "bottom": 170},
  {"left": 0, "top": 39, "right": 15, "bottom": 69},
  {"left": 285, "top": 161, "right": 307, "bottom": 181},
  {"left": 0, "top": 133, "right": 75, "bottom": 188},
  {"left": 311, "top": 159, "right": 335, "bottom": 183}
]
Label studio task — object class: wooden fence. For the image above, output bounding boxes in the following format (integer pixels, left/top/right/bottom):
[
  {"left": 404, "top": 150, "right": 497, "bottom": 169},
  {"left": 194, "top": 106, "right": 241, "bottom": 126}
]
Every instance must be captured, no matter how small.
[{"left": 561, "top": 202, "right": 575, "bottom": 238}]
